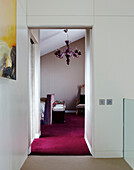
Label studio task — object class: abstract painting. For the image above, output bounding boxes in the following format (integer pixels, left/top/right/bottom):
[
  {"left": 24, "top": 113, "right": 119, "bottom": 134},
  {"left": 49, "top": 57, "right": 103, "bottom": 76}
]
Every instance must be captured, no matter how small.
[{"left": 0, "top": 0, "right": 17, "bottom": 80}]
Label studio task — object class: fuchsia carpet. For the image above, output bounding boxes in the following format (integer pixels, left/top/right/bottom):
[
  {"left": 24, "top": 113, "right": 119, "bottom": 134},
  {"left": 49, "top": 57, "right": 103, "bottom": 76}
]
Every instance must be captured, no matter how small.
[{"left": 31, "top": 113, "right": 91, "bottom": 155}]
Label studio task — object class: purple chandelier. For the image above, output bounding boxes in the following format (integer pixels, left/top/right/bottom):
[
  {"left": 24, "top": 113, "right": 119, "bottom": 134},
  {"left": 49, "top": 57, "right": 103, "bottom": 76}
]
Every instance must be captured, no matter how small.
[{"left": 54, "top": 29, "right": 82, "bottom": 65}]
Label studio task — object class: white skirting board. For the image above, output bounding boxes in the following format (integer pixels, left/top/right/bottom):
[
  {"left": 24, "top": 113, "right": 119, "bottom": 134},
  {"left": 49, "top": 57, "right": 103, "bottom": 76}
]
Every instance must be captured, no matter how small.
[
  {"left": 20, "top": 155, "right": 28, "bottom": 169},
  {"left": 84, "top": 136, "right": 94, "bottom": 156},
  {"left": 28, "top": 137, "right": 34, "bottom": 155},
  {"left": 35, "top": 131, "right": 41, "bottom": 138},
  {"left": 28, "top": 146, "right": 31, "bottom": 155},
  {"left": 85, "top": 136, "right": 122, "bottom": 158},
  {"left": 94, "top": 151, "right": 123, "bottom": 158}
]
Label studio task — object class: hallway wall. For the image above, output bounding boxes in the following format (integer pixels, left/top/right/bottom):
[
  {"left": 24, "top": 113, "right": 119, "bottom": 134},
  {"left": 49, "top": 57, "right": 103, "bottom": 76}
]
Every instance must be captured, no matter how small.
[
  {"left": 0, "top": 0, "right": 28, "bottom": 170},
  {"left": 26, "top": 0, "right": 134, "bottom": 159},
  {"left": 93, "top": 16, "right": 134, "bottom": 158},
  {"left": 27, "top": 0, "right": 93, "bottom": 27}
]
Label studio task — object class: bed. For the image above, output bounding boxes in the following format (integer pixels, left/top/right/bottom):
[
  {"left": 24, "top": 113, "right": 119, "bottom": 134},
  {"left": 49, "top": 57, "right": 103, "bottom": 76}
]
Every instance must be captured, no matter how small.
[{"left": 40, "top": 101, "right": 46, "bottom": 120}]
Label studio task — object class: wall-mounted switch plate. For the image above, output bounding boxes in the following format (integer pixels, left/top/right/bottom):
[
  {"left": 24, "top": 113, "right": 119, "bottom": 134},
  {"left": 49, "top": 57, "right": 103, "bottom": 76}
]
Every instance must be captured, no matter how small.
[
  {"left": 107, "top": 99, "right": 112, "bottom": 105},
  {"left": 99, "top": 99, "right": 105, "bottom": 105}
]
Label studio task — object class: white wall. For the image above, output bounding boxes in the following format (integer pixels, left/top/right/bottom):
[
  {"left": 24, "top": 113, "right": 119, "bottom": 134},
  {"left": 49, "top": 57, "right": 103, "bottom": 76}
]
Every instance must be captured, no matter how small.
[
  {"left": 95, "top": 0, "right": 134, "bottom": 16},
  {"left": 27, "top": 0, "right": 93, "bottom": 16},
  {"left": 0, "top": 0, "right": 28, "bottom": 170},
  {"left": 1, "top": 0, "right": 133, "bottom": 168},
  {"left": 27, "top": 0, "right": 93, "bottom": 27},
  {"left": 93, "top": 16, "right": 134, "bottom": 158},
  {"left": 40, "top": 38, "right": 85, "bottom": 110},
  {"left": 93, "top": 1, "right": 134, "bottom": 158},
  {"left": 27, "top": 0, "right": 134, "bottom": 160}
]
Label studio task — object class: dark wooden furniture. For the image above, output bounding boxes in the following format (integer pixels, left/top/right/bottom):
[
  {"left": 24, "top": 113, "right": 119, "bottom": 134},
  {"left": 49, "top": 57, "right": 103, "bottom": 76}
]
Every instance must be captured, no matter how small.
[{"left": 52, "top": 110, "right": 65, "bottom": 123}]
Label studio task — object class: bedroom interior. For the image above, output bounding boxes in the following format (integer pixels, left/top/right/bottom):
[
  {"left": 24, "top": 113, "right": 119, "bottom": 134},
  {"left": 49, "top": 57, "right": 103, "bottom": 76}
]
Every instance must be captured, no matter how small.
[{"left": 30, "top": 29, "right": 91, "bottom": 155}]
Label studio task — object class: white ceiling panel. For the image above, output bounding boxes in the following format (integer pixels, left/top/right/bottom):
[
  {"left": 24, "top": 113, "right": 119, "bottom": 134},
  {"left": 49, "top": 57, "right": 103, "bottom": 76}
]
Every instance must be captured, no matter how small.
[{"left": 40, "top": 29, "right": 85, "bottom": 56}]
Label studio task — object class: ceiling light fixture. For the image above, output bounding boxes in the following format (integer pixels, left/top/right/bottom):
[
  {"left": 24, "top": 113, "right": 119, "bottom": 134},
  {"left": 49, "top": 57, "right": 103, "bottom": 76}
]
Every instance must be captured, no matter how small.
[{"left": 54, "top": 29, "right": 82, "bottom": 65}]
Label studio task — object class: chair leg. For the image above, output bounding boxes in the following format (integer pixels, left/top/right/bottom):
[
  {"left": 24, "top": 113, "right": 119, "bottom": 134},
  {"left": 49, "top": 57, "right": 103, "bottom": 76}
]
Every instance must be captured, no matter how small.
[{"left": 76, "top": 109, "right": 78, "bottom": 115}]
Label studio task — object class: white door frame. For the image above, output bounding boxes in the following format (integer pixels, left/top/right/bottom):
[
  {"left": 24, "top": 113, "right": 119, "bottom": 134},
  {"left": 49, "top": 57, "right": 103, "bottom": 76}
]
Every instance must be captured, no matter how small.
[
  {"left": 28, "top": 27, "right": 94, "bottom": 156},
  {"left": 28, "top": 29, "right": 41, "bottom": 154}
]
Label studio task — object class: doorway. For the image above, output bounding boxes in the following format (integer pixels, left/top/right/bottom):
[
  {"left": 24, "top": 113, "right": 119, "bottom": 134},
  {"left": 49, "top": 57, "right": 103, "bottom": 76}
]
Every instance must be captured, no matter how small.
[{"left": 28, "top": 28, "right": 93, "bottom": 156}]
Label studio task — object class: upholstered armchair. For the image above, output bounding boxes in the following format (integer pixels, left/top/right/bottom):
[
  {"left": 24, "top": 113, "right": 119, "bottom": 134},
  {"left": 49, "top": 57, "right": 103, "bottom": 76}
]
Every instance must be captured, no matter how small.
[{"left": 76, "top": 85, "right": 85, "bottom": 115}]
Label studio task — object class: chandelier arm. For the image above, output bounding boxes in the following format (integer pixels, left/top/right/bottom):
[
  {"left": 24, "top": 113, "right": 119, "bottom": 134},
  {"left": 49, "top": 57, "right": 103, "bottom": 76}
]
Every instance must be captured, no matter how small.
[
  {"left": 59, "top": 52, "right": 64, "bottom": 59},
  {"left": 72, "top": 51, "right": 79, "bottom": 58}
]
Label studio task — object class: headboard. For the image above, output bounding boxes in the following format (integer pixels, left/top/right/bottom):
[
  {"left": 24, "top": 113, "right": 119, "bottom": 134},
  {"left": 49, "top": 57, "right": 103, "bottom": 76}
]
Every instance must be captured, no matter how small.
[{"left": 43, "top": 94, "right": 55, "bottom": 125}]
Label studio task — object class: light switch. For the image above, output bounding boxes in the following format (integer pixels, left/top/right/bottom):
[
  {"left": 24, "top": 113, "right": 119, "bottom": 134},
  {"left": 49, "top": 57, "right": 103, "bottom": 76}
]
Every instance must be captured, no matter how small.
[
  {"left": 99, "top": 99, "right": 105, "bottom": 105},
  {"left": 107, "top": 99, "right": 112, "bottom": 105}
]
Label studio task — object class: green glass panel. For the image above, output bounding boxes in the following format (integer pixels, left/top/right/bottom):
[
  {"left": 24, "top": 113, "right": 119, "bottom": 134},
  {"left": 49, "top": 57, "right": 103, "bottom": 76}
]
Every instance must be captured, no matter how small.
[{"left": 123, "top": 99, "right": 134, "bottom": 169}]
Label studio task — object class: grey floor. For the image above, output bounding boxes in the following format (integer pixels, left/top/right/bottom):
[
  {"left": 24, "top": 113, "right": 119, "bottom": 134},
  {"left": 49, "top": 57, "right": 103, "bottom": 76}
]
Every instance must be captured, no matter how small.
[{"left": 21, "top": 156, "right": 132, "bottom": 170}]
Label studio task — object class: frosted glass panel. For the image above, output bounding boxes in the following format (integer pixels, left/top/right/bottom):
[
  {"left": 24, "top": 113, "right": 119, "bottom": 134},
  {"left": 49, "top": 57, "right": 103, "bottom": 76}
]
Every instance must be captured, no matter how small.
[{"left": 123, "top": 99, "right": 134, "bottom": 169}]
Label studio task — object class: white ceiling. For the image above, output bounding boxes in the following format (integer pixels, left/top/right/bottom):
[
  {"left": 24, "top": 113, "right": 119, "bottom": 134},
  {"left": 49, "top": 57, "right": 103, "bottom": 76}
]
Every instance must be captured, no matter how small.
[{"left": 40, "top": 29, "right": 85, "bottom": 56}]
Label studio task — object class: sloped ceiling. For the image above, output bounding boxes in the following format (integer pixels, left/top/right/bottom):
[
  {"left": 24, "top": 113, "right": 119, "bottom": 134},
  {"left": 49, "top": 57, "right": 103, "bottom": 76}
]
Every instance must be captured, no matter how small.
[{"left": 40, "top": 29, "right": 85, "bottom": 56}]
